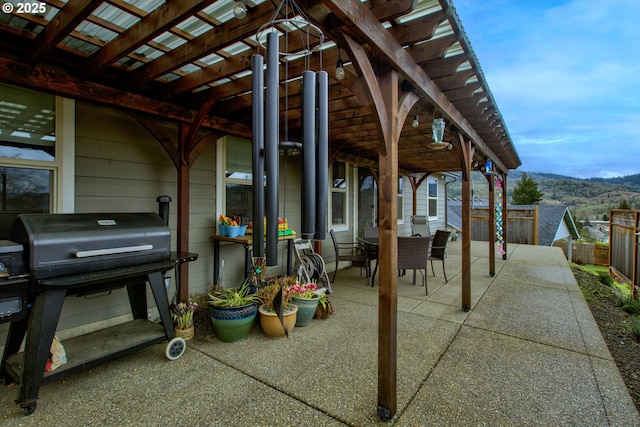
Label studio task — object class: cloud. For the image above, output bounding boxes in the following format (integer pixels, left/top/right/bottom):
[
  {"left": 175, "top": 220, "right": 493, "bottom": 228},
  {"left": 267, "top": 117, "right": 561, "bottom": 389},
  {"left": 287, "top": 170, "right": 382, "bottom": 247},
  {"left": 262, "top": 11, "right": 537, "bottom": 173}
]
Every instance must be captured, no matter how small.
[{"left": 454, "top": 0, "right": 640, "bottom": 178}]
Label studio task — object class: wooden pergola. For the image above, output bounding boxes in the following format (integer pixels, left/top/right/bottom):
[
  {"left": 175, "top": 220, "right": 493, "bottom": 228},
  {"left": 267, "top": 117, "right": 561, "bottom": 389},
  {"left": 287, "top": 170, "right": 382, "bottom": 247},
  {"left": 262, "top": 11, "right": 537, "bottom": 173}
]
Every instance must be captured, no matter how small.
[{"left": 0, "top": 0, "right": 521, "bottom": 419}]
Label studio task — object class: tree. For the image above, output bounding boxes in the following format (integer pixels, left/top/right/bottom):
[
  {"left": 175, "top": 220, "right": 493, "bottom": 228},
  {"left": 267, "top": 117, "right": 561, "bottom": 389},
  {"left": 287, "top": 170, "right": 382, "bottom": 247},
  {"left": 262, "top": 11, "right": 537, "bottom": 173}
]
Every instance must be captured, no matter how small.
[
  {"left": 511, "top": 172, "right": 544, "bottom": 205},
  {"left": 617, "top": 199, "right": 631, "bottom": 210}
]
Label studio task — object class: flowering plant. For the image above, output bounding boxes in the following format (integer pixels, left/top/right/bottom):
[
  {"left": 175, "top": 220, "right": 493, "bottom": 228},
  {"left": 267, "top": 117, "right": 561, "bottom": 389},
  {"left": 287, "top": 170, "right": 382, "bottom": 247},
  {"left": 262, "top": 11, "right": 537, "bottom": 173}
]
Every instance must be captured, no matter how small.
[
  {"left": 286, "top": 282, "right": 318, "bottom": 299},
  {"left": 171, "top": 301, "right": 199, "bottom": 330}
]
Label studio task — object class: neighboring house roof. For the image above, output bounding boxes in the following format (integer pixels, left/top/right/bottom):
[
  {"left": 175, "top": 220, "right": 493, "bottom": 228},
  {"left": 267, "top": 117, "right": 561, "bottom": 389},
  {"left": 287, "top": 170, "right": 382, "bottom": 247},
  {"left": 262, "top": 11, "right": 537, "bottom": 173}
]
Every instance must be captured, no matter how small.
[{"left": 447, "top": 201, "right": 580, "bottom": 246}]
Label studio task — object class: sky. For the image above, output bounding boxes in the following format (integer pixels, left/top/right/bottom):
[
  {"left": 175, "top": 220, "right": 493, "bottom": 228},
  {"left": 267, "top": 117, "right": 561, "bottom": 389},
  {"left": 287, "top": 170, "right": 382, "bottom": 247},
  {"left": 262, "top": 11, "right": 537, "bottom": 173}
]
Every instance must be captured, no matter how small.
[{"left": 452, "top": 0, "right": 640, "bottom": 179}]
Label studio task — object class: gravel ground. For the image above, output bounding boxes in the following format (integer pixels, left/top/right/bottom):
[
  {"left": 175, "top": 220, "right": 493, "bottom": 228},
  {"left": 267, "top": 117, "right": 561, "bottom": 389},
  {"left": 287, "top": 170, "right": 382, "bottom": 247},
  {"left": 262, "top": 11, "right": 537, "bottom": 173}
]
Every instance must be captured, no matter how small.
[{"left": 573, "top": 265, "right": 640, "bottom": 411}]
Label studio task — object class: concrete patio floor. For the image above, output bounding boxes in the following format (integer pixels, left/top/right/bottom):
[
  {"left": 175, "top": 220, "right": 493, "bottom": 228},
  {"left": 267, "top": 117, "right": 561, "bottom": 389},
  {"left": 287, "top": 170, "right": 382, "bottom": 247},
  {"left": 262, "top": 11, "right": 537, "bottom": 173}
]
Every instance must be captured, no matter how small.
[{"left": 1, "top": 241, "right": 639, "bottom": 426}]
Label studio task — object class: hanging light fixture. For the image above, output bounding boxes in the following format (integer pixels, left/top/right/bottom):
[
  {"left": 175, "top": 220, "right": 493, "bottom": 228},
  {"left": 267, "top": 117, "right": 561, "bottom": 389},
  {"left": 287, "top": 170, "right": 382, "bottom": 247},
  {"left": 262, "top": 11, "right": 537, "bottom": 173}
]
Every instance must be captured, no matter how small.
[
  {"left": 412, "top": 107, "right": 419, "bottom": 128},
  {"left": 233, "top": 0, "right": 247, "bottom": 19},
  {"left": 430, "top": 117, "right": 449, "bottom": 150},
  {"left": 485, "top": 161, "right": 494, "bottom": 175},
  {"left": 335, "top": 50, "right": 345, "bottom": 80}
]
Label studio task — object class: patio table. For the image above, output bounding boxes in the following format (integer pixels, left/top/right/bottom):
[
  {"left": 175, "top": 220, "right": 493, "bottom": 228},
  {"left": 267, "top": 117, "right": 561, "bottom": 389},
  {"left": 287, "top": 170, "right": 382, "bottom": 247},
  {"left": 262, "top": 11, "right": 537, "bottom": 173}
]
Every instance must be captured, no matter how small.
[{"left": 211, "top": 234, "right": 297, "bottom": 286}]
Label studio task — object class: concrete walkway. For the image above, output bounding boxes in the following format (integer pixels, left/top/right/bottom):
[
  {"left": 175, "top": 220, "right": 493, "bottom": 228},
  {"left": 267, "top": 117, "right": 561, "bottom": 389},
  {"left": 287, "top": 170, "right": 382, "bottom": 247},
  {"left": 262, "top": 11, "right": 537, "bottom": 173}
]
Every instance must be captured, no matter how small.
[{"left": 1, "top": 242, "right": 639, "bottom": 426}]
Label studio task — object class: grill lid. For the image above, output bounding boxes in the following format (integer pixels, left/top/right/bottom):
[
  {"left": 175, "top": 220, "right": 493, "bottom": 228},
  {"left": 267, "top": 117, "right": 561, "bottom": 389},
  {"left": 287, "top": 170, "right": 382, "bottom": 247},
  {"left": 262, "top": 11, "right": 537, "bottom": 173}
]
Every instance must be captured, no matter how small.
[{"left": 11, "top": 213, "right": 171, "bottom": 280}]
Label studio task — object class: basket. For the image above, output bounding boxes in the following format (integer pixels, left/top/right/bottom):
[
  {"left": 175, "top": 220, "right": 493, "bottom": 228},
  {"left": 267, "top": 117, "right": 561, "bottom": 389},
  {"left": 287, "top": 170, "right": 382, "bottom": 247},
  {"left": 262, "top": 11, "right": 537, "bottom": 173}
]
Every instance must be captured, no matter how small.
[
  {"left": 219, "top": 224, "right": 247, "bottom": 237},
  {"left": 174, "top": 325, "right": 194, "bottom": 340}
]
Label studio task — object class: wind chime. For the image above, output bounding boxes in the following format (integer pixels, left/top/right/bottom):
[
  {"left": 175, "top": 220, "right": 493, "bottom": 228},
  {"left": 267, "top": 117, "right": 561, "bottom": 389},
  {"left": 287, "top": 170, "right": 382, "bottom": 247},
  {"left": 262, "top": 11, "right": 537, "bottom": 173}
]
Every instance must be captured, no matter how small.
[
  {"left": 250, "top": 0, "right": 329, "bottom": 267},
  {"left": 495, "top": 174, "right": 505, "bottom": 257}
]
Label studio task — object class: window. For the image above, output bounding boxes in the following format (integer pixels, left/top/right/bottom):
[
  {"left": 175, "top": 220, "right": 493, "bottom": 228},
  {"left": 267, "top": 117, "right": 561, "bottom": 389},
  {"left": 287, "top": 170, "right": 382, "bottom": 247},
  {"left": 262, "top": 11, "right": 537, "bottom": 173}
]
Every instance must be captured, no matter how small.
[
  {"left": 428, "top": 177, "right": 438, "bottom": 219},
  {"left": 0, "top": 84, "right": 56, "bottom": 162},
  {"left": 0, "top": 83, "right": 74, "bottom": 237},
  {"left": 218, "top": 136, "right": 254, "bottom": 220},
  {"left": 330, "top": 161, "right": 348, "bottom": 227}
]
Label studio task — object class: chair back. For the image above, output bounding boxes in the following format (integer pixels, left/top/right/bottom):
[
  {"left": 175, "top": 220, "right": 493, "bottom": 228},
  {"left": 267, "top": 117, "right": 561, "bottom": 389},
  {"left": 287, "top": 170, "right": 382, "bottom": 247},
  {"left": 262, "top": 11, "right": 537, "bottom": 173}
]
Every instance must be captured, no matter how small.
[
  {"left": 329, "top": 229, "right": 341, "bottom": 255},
  {"left": 363, "top": 226, "right": 378, "bottom": 239},
  {"left": 410, "top": 215, "right": 431, "bottom": 237},
  {"left": 430, "top": 230, "right": 451, "bottom": 260},
  {"left": 397, "top": 236, "right": 430, "bottom": 270}
]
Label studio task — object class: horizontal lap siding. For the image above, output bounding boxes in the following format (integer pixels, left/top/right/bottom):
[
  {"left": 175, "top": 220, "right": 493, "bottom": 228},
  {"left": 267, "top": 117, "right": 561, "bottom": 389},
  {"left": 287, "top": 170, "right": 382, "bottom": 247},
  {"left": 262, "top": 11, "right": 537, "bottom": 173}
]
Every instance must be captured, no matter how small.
[{"left": 65, "top": 102, "right": 216, "bottom": 332}]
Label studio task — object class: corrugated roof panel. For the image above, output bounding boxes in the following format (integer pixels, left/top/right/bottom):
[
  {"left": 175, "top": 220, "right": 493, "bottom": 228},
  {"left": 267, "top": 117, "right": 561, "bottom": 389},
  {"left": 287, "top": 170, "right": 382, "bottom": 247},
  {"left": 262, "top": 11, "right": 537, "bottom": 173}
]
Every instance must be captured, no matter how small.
[
  {"left": 134, "top": 45, "right": 164, "bottom": 61},
  {"left": 117, "top": 57, "right": 146, "bottom": 70},
  {"left": 199, "top": 52, "right": 225, "bottom": 65},
  {"left": 123, "top": 0, "right": 165, "bottom": 14},
  {"left": 201, "top": 0, "right": 236, "bottom": 24},
  {"left": 158, "top": 73, "right": 181, "bottom": 82},
  {"left": 396, "top": 0, "right": 442, "bottom": 24},
  {"left": 153, "top": 31, "right": 187, "bottom": 50},
  {"left": 93, "top": 3, "right": 139, "bottom": 31},
  {"left": 74, "top": 21, "right": 119, "bottom": 43},
  {"left": 175, "top": 16, "right": 213, "bottom": 37},
  {"left": 444, "top": 42, "right": 464, "bottom": 58},
  {"left": 60, "top": 36, "right": 101, "bottom": 55},
  {"left": 221, "top": 41, "right": 250, "bottom": 56},
  {"left": 177, "top": 63, "right": 201, "bottom": 75}
]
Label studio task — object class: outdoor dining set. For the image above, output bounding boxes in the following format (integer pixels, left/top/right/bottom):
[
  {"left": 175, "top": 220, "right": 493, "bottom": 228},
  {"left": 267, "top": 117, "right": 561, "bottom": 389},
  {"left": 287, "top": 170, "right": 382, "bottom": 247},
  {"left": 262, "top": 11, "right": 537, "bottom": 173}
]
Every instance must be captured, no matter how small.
[{"left": 330, "top": 216, "right": 451, "bottom": 292}]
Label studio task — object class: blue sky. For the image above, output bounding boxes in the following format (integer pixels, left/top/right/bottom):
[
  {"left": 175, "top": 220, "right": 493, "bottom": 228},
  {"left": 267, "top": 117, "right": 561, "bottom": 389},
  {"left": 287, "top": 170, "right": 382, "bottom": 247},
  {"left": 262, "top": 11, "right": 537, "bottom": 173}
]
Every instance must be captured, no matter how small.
[{"left": 453, "top": 0, "right": 640, "bottom": 178}]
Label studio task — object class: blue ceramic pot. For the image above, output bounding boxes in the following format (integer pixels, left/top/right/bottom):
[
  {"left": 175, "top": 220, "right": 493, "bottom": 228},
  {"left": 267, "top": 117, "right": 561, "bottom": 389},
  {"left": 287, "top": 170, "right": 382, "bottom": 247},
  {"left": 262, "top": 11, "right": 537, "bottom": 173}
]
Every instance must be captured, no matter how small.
[
  {"left": 210, "top": 303, "right": 257, "bottom": 342},
  {"left": 292, "top": 296, "right": 319, "bottom": 327}
]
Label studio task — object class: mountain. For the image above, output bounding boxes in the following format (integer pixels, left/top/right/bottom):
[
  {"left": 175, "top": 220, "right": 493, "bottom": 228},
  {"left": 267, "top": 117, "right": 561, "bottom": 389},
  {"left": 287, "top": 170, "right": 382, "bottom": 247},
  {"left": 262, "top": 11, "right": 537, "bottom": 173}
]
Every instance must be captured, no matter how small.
[{"left": 446, "top": 171, "right": 640, "bottom": 221}]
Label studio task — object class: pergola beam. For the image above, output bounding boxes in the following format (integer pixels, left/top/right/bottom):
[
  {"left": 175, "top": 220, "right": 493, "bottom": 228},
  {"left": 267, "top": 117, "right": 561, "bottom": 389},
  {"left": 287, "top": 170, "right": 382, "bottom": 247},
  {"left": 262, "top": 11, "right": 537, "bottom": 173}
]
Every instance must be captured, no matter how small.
[{"left": 320, "top": 0, "right": 507, "bottom": 173}]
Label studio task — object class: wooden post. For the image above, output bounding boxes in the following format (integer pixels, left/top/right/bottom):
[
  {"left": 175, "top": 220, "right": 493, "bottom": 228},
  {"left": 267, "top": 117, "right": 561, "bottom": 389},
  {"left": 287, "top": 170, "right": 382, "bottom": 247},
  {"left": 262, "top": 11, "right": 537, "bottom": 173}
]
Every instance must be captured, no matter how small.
[
  {"left": 458, "top": 134, "right": 474, "bottom": 311},
  {"left": 376, "top": 70, "right": 399, "bottom": 420},
  {"left": 533, "top": 204, "right": 539, "bottom": 245},
  {"left": 177, "top": 123, "right": 190, "bottom": 303}
]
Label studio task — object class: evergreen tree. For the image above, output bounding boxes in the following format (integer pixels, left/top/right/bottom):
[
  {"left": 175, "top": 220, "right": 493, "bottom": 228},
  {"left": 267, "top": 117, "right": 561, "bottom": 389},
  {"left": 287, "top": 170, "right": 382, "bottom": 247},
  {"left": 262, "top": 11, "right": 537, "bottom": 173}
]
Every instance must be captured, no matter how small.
[
  {"left": 511, "top": 172, "right": 544, "bottom": 205},
  {"left": 617, "top": 199, "right": 631, "bottom": 210}
]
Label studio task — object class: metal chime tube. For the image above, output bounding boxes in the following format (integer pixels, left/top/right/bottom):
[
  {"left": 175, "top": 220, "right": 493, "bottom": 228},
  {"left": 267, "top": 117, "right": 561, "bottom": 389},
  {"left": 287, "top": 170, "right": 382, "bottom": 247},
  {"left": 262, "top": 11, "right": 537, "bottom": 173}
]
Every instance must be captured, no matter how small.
[
  {"left": 265, "top": 31, "right": 279, "bottom": 266},
  {"left": 315, "top": 70, "right": 329, "bottom": 240},
  {"left": 251, "top": 54, "right": 265, "bottom": 257},
  {"left": 301, "top": 70, "right": 316, "bottom": 239}
]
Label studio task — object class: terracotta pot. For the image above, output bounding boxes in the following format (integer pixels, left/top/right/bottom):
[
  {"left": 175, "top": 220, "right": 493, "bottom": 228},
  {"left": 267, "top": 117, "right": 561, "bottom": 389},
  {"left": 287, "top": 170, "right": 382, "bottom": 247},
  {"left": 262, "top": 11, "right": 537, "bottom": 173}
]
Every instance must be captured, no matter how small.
[{"left": 258, "top": 304, "right": 298, "bottom": 338}]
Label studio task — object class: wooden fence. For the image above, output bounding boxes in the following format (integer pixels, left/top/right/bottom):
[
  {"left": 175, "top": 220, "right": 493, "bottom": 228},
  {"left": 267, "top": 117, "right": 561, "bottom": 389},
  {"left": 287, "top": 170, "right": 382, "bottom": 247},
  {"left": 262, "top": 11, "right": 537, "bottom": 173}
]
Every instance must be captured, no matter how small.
[
  {"left": 553, "top": 241, "right": 609, "bottom": 266},
  {"left": 470, "top": 205, "right": 538, "bottom": 245},
  {"left": 609, "top": 210, "right": 640, "bottom": 294}
]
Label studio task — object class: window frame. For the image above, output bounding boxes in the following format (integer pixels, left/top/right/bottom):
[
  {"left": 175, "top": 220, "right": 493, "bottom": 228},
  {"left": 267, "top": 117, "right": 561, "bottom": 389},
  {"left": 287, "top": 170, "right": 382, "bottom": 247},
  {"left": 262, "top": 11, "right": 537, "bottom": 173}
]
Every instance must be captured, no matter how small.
[
  {"left": 216, "top": 135, "right": 255, "bottom": 222},
  {"left": 427, "top": 176, "right": 439, "bottom": 220},
  {"left": 329, "top": 160, "right": 349, "bottom": 231},
  {"left": 0, "top": 91, "right": 75, "bottom": 214}
]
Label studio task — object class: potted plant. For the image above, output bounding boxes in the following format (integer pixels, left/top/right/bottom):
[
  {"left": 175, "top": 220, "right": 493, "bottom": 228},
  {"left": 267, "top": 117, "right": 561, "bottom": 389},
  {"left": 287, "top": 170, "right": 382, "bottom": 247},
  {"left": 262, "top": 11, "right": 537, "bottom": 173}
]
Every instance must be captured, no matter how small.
[
  {"left": 287, "top": 281, "right": 322, "bottom": 327},
  {"left": 255, "top": 276, "right": 298, "bottom": 338},
  {"left": 208, "top": 281, "right": 260, "bottom": 343},
  {"left": 171, "top": 301, "right": 199, "bottom": 340}
]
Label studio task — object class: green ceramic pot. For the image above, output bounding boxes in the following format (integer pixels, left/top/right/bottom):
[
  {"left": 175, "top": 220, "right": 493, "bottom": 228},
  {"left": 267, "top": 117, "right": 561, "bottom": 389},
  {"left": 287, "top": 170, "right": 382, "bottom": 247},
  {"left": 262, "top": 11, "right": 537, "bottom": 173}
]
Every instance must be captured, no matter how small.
[
  {"left": 292, "top": 295, "right": 319, "bottom": 327},
  {"left": 210, "top": 303, "right": 257, "bottom": 343}
]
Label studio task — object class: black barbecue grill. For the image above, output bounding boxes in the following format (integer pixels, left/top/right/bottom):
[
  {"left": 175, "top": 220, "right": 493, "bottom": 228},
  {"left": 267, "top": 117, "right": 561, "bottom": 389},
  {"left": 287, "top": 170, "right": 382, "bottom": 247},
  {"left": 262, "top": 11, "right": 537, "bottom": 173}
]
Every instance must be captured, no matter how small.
[{"left": 0, "top": 212, "right": 197, "bottom": 415}]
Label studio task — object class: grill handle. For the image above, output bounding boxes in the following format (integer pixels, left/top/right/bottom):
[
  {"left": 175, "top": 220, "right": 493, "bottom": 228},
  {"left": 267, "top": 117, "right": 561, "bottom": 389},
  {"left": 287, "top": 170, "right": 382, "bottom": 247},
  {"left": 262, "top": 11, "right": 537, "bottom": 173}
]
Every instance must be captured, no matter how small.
[{"left": 74, "top": 245, "right": 154, "bottom": 258}]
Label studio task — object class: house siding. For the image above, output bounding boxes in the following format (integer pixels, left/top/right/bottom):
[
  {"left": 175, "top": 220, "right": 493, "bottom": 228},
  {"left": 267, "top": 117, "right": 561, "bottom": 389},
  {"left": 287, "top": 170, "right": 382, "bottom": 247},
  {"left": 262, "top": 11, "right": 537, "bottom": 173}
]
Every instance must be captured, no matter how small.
[{"left": 67, "top": 102, "right": 215, "bottom": 331}]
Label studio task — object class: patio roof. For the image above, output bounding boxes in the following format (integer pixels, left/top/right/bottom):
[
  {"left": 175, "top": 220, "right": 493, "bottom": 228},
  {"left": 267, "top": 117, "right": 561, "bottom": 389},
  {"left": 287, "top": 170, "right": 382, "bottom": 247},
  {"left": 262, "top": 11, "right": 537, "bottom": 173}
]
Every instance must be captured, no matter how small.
[{"left": 0, "top": 0, "right": 520, "bottom": 174}]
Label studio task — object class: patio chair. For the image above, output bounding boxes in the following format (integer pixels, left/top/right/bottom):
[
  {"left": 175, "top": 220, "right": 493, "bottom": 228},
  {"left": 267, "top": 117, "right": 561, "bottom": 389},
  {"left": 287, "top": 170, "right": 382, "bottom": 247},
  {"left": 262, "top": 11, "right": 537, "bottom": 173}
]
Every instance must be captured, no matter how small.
[
  {"left": 428, "top": 230, "right": 451, "bottom": 282},
  {"left": 410, "top": 215, "right": 431, "bottom": 237},
  {"left": 330, "top": 229, "right": 369, "bottom": 284},
  {"left": 293, "top": 239, "right": 331, "bottom": 292},
  {"left": 363, "top": 226, "right": 378, "bottom": 239},
  {"left": 397, "top": 236, "right": 431, "bottom": 294}
]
